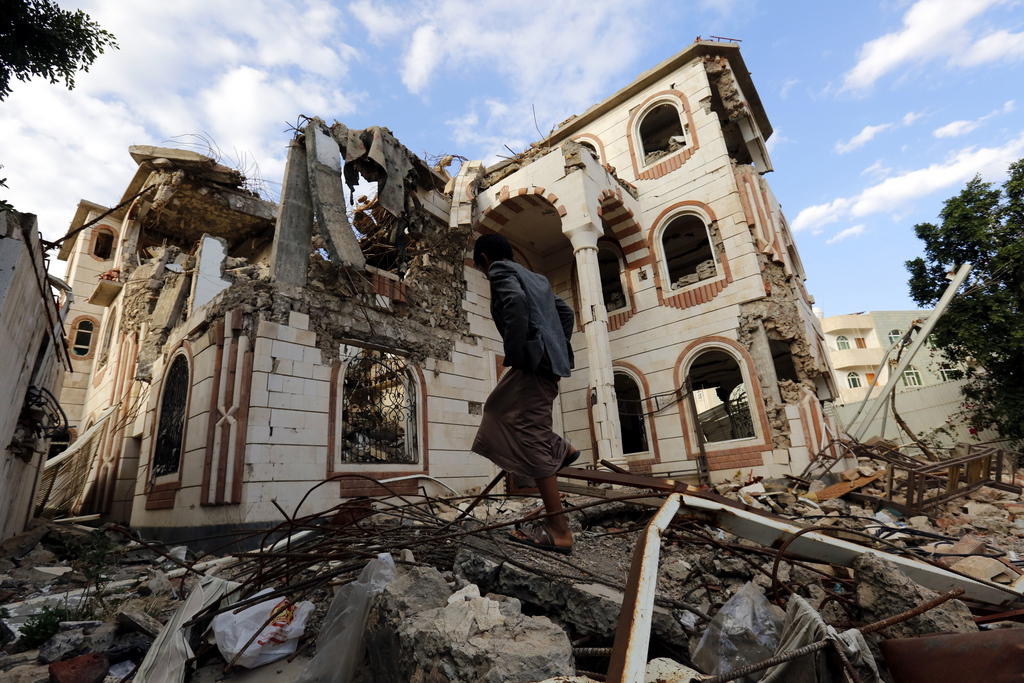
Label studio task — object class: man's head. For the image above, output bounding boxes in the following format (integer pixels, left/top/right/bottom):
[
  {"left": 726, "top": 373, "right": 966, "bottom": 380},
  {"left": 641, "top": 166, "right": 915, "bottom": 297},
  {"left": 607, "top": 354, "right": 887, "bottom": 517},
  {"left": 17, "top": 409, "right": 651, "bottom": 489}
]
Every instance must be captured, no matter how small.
[{"left": 473, "top": 233, "right": 514, "bottom": 271}]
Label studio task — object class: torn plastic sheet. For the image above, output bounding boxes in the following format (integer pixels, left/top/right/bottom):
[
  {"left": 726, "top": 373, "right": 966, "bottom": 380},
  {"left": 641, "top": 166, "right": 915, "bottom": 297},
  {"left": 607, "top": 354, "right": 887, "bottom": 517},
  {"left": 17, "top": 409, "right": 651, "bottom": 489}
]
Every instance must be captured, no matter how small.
[
  {"left": 761, "top": 595, "right": 879, "bottom": 683},
  {"left": 296, "top": 553, "right": 396, "bottom": 683},
  {"left": 135, "top": 575, "right": 240, "bottom": 683}
]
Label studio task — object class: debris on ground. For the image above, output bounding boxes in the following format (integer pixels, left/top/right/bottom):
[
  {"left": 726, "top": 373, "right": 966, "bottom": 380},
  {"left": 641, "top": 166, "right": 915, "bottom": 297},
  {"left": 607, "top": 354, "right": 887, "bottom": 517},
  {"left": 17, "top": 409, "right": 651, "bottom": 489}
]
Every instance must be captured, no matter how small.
[{"left": 4, "top": 439, "right": 1024, "bottom": 681}]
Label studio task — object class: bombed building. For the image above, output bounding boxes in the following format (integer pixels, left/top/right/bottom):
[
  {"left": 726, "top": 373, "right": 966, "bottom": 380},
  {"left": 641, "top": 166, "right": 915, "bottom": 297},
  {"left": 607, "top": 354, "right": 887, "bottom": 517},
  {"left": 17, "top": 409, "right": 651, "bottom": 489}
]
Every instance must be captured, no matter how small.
[{"left": 47, "top": 40, "right": 837, "bottom": 541}]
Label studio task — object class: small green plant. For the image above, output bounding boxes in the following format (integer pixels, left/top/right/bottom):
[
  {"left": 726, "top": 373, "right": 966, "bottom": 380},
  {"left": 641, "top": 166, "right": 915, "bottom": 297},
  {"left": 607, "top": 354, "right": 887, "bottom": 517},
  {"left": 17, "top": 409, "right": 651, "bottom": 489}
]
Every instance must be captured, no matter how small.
[{"left": 18, "top": 604, "right": 77, "bottom": 648}]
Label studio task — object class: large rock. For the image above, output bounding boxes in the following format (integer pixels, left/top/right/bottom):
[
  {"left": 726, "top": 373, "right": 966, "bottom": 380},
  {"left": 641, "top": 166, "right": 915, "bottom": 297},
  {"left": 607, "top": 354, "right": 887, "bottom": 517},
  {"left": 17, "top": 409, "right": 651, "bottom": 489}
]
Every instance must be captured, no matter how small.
[
  {"left": 454, "top": 548, "right": 688, "bottom": 648},
  {"left": 854, "top": 554, "right": 977, "bottom": 638},
  {"left": 365, "top": 565, "right": 574, "bottom": 682}
]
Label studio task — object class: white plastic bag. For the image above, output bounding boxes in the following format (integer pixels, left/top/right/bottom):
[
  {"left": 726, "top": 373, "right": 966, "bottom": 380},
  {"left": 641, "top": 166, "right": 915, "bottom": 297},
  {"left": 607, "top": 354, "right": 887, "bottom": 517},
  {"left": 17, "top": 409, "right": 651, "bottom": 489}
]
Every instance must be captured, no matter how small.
[{"left": 211, "top": 588, "right": 314, "bottom": 669}]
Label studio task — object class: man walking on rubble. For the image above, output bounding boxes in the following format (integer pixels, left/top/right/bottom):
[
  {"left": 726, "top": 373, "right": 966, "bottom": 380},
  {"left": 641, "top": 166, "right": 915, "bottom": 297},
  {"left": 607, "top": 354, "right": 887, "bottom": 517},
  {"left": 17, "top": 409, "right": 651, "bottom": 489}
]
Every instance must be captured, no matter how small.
[{"left": 471, "top": 233, "right": 579, "bottom": 555}]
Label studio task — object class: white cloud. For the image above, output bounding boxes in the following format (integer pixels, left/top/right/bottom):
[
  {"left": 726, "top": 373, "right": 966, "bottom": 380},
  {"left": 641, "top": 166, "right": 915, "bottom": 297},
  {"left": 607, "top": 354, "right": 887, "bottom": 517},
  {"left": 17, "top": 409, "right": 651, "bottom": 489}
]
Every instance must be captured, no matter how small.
[
  {"left": 835, "top": 123, "right": 892, "bottom": 154},
  {"left": 902, "top": 111, "right": 924, "bottom": 125},
  {"left": 349, "top": 0, "right": 415, "bottom": 42},
  {"left": 0, "top": 1, "right": 361, "bottom": 243},
  {"left": 861, "top": 160, "right": 891, "bottom": 179},
  {"left": 779, "top": 77, "right": 800, "bottom": 99},
  {"left": 402, "top": 25, "right": 443, "bottom": 94},
  {"left": 842, "top": 0, "right": 997, "bottom": 91},
  {"left": 932, "top": 99, "right": 1015, "bottom": 138},
  {"left": 955, "top": 28, "right": 1024, "bottom": 67},
  {"left": 793, "top": 132, "right": 1024, "bottom": 231},
  {"left": 366, "top": 0, "right": 647, "bottom": 158},
  {"left": 826, "top": 225, "right": 866, "bottom": 244}
]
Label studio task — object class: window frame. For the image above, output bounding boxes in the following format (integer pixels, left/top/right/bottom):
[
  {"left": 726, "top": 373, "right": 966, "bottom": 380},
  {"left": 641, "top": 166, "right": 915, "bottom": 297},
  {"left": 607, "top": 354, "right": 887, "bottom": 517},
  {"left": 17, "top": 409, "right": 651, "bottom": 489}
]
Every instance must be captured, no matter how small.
[
  {"left": 887, "top": 329, "right": 903, "bottom": 346},
  {"left": 333, "top": 344, "right": 424, "bottom": 471},
  {"left": 901, "top": 367, "right": 923, "bottom": 387},
  {"left": 938, "top": 364, "right": 963, "bottom": 382},
  {"left": 596, "top": 240, "right": 631, "bottom": 315},
  {"left": 88, "top": 226, "right": 117, "bottom": 262},
  {"left": 634, "top": 99, "right": 690, "bottom": 171},
  {"left": 68, "top": 316, "right": 99, "bottom": 360},
  {"left": 655, "top": 209, "right": 719, "bottom": 294},
  {"left": 613, "top": 369, "right": 650, "bottom": 456},
  {"left": 151, "top": 351, "right": 192, "bottom": 483},
  {"left": 683, "top": 345, "right": 760, "bottom": 447},
  {"left": 846, "top": 372, "right": 862, "bottom": 389},
  {"left": 835, "top": 335, "right": 850, "bottom": 351}
]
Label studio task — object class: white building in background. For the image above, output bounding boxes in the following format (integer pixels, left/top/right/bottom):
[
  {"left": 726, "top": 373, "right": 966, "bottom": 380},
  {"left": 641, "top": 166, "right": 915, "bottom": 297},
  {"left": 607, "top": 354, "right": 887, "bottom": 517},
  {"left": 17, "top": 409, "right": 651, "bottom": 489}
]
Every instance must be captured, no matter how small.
[{"left": 819, "top": 309, "right": 979, "bottom": 444}]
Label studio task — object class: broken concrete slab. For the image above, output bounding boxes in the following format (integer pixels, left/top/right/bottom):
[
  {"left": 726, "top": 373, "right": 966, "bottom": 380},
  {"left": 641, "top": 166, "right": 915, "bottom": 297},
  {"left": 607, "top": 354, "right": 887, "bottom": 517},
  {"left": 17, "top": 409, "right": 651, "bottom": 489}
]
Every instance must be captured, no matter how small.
[
  {"left": 48, "top": 652, "right": 108, "bottom": 683},
  {"left": 269, "top": 139, "right": 314, "bottom": 288},
  {"left": 453, "top": 548, "right": 687, "bottom": 648},
  {"left": 365, "top": 565, "right": 574, "bottom": 683},
  {"left": 189, "top": 235, "right": 231, "bottom": 311},
  {"left": 304, "top": 120, "right": 366, "bottom": 269},
  {"left": 854, "top": 554, "right": 977, "bottom": 640}
]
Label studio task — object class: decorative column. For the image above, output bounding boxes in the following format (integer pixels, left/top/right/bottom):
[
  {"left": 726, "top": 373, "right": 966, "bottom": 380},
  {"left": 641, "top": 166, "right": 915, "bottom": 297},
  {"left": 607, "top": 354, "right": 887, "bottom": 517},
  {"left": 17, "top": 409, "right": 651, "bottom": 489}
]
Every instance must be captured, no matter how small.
[{"left": 564, "top": 221, "right": 623, "bottom": 462}]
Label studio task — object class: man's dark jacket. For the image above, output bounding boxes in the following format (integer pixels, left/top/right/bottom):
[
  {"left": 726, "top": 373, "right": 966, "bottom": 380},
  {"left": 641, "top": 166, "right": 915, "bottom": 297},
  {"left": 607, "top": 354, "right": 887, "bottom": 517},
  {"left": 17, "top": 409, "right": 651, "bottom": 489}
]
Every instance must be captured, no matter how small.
[{"left": 487, "top": 260, "right": 574, "bottom": 377}]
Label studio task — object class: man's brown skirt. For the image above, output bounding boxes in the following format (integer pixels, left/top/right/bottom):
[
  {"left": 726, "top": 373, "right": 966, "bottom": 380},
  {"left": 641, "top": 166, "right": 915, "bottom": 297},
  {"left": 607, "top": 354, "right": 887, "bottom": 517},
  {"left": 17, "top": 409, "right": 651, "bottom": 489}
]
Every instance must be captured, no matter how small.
[{"left": 472, "top": 368, "right": 572, "bottom": 480}]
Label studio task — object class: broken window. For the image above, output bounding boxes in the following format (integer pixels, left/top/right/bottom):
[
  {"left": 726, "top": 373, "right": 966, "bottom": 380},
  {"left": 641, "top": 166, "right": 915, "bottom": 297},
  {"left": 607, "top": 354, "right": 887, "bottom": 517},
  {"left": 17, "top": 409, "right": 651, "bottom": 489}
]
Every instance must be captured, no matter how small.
[
  {"left": 341, "top": 349, "right": 418, "bottom": 465},
  {"left": 689, "top": 350, "right": 755, "bottom": 443},
  {"left": 888, "top": 329, "right": 903, "bottom": 346},
  {"left": 71, "top": 320, "right": 95, "bottom": 357},
  {"left": 769, "top": 339, "right": 799, "bottom": 383},
  {"left": 901, "top": 367, "right": 923, "bottom": 387},
  {"left": 847, "top": 372, "right": 862, "bottom": 389},
  {"left": 662, "top": 214, "right": 716, "bottom": 290},
  {"left": 639, "top": 103, "right": 686, "bottom": 164},
  {"left": 93, "top": 229, "right": 114, "bottom": 259},
  {"left": 577, "top": 140, "right": 599, "bottom": 160},
  {"left": 614, "top": 372, "right": 648, "bottom": 454},
  {"left": 939, "top": 364, "right": 963, "bottom": 382},
  {"left": 153, "top": 354, "right": 189, "bottom": 477},
  {"left": 598, "top": 243, "right": 628, "bottom": 311},
  {"left": 835, "top": 335, "right": 850, "bottom": 351}
]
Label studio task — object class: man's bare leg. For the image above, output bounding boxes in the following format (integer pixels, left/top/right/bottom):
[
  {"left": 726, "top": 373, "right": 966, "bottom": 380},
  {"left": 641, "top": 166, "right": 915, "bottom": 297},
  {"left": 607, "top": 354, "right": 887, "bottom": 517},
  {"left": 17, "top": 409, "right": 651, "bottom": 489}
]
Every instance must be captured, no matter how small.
[{"left": 535, "top": 475, "right": 572, "bottom": 547}]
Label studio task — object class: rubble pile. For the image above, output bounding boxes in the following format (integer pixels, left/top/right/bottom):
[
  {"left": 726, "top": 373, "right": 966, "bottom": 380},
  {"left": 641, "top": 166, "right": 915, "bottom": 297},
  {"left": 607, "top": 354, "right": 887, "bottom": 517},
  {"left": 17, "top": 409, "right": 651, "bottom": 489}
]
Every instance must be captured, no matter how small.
[{"left": 4, "top": 443, "right": 1024, "bottom": 681}]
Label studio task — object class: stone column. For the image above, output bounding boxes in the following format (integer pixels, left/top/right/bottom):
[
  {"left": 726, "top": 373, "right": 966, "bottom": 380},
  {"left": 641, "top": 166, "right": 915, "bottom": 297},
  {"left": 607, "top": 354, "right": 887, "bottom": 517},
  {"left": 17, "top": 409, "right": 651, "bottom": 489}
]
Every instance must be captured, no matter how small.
[{"left": 564, "top": 221, "right": 623, "bottom": 462}]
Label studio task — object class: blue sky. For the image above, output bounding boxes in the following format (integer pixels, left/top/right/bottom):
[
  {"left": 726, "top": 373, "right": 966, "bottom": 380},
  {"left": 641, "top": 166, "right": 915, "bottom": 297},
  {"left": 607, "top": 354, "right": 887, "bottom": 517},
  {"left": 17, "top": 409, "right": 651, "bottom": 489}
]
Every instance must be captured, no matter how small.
[{"left": 2, "top": 0, "right": 1023, "bottom": 316}]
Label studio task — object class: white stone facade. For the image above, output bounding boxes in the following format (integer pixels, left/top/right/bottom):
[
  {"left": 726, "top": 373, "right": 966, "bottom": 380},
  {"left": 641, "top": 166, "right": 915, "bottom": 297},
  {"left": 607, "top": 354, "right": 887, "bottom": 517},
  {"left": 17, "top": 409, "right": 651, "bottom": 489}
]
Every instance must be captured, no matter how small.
[{"left": 53, "top": 41, "right": 838, "bottom": 544}]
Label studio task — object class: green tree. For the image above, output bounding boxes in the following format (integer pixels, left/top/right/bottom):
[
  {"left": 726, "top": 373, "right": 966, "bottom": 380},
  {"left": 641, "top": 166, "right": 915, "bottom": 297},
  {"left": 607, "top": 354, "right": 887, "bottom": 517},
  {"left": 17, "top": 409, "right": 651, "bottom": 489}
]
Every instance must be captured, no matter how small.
[
  {"left": 906, "top": 160, "right": 1024, "bottom": 444},
  {"left": 0, "top": 0, "right": 117, "bottom": 101}
]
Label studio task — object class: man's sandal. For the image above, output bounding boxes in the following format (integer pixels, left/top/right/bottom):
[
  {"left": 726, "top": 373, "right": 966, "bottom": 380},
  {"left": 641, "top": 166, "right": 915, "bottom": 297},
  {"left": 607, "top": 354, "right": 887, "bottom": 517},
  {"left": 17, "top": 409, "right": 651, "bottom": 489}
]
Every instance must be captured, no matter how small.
[{"left": 507, "top": 519, "right": 573, "bottom": 555}]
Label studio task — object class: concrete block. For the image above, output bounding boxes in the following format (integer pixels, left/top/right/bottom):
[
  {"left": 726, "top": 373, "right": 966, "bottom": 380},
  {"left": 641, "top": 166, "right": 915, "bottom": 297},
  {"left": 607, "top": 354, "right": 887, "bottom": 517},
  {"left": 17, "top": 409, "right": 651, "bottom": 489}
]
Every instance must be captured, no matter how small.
[
  {"left": 272, "top": 340, "right": 305, "bottom": 361},
  {"left": 288, "top": 311, "right": 310, "bottom": 330},
  {"left": 303, "top": 347, "right": 322, "bottom": 364}
]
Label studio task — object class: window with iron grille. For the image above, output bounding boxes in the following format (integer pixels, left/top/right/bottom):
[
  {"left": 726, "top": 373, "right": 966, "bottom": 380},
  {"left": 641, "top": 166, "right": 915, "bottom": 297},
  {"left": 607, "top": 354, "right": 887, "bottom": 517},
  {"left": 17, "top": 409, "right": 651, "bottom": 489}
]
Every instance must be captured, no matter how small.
[
  {"left": 153, "top": 354, "right": 189, "bottom": 477},
  {"left": 341, "top": 349, "right": 418, "bottom": 464}
]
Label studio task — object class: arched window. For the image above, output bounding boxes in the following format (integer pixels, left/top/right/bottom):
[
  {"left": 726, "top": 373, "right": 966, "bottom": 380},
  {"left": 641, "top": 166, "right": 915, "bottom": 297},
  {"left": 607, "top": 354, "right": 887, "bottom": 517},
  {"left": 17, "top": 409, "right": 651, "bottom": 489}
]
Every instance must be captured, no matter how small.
[
  {"left": 341, "top": 349, "right": 418, "bottom": 464},
  {"left": 614, "top": 372, "right": 648, "bottom": 454},
  {"left": 847, "top": 372, "right": 862, "bottom": 388},
  {"left": 836, "top": 335, "right": 850, "bottom": 351},
  {"left": 688, "top": 349, "right": 755, "bottom": 443},
  {"left": 598, "top": 243, "right": 627, "bottom": 311},
  {"left": 901, "top": 366, "right": 922, "bottom": 387},
  {"left": 639, "top": 103, "right": 686, "bottom": 164},
  {"left": 888, "top": 329, "right": 903, "bottom": 346},
  {"left": 939, "top": 364, "right": 963, "bottom": 382},
  {"left": 71, "top": 320, "right": 95, "bottom": 357},
  {"left": 93, "top": 229, "right": 114, "bottom": 260},
  {"left": 153, "top": 354, "right": 190, "bottom": 477},
  {"left": 662, "top": 214, "right": 715, "bottom": 289},
  {"left": 577, "top": 140, "right": 599, "bottom": 160}
]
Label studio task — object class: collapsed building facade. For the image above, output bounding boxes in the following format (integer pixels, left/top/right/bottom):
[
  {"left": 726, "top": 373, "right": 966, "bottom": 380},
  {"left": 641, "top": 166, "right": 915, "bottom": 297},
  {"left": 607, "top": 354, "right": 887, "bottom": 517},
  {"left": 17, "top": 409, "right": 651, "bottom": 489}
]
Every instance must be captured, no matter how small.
[{"left": 51, "top": 40, "right": 837, "bottom": 542}]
